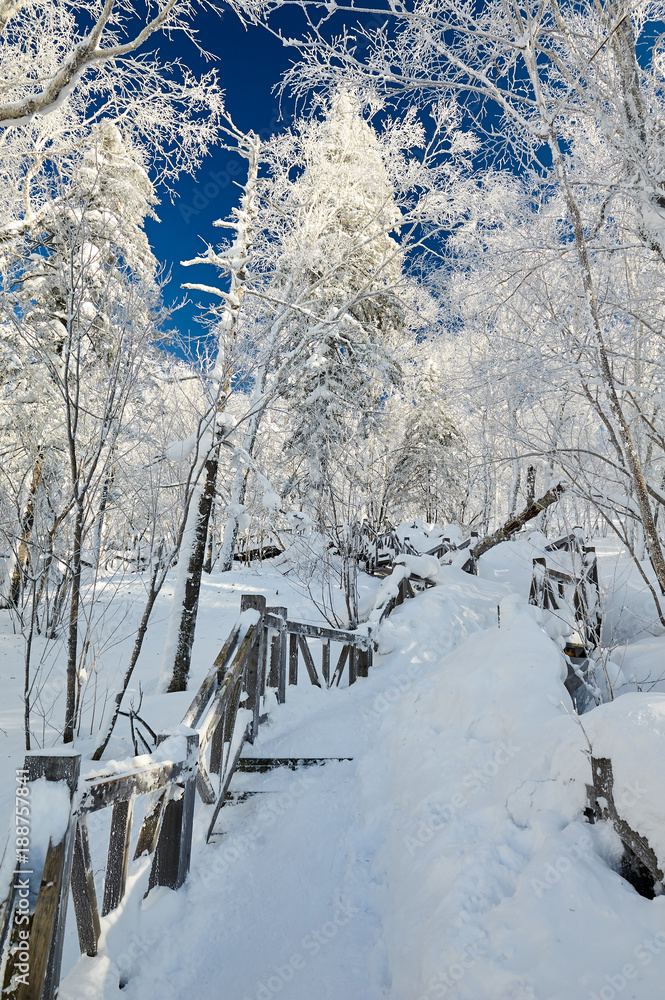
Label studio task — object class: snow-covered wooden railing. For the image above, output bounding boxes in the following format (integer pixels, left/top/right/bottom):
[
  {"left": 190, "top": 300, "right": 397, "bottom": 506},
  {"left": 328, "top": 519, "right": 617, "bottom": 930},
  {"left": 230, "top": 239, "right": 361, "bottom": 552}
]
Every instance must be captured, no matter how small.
[
  {"left": 528, "top": 532, "right": 602, "bottom": 651},
  {"left": 367, "top": 554, "right": 439, "bottom": 625},
  {"left": 0, "top": 735, "right": 201, "bottom": 1000},
  {"left": 586, "top": 757, "right": 664, "bottom": 898},
  {"left": 355, "top": 522, "right": 420, "bottom": 574},
  {"left": 426, "top": 531, "right": 480, "bottom": 574},
  {"left": 0, "top": 594, "right": 376, "bottom": 1000},
  {"left": 263, "top": 610, "right": 373, "bottom": 689}
]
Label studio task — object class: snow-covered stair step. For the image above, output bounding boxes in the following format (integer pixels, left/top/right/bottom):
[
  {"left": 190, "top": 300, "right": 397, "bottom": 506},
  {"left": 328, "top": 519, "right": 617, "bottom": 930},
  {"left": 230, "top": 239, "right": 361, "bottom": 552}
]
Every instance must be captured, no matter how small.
[
  {"left": 207, "top": 756, "right": 354, "bottom": 840},
  {"left": 237, "top": 756, "right": 353, "bottom": 772}
]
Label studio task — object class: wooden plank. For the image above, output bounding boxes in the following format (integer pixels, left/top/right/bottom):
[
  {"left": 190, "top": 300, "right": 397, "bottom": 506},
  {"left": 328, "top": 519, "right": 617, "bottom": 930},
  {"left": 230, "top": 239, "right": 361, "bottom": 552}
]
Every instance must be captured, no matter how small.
[
  {"left": 208, "top": 676, "right": 243, "bottom": 785},
  {"left": 268, "top": 630, "right": 280, "bottom": 688},
  {"left": 582, "top": 546, "right": 602, "bottom": 644},
  {"left": 332, "top": 645, "right": 349, "bottom": 687},
  {"left": 199, "top": 644, "right": 249, "bottom": 758},
  {"left": 322, "top": 640, "right": 331, "bottom": 687},
  {"left": 15, "top": 841, "right": 65, "bottom": 1000},
  {"left": 289, "top": 632, "right": 298, "bottom": 686},
  {"left": 208, "top": 704, "right": 227, "bottom": 778},
  {"left": 102, "top": 798, "right": 134, "bottom": 916},
  {"left": 79, "top": 760, "right": 186, "bottom": 814},
  {"left": 545, "top": 532, "right": 582, "bottom": 553},
  {"left": 196, "top": 759, "right": 217, "bottom": 806},
  {"left": 266, "top": 607, "right": 287, "bottom": 699},
  {"left": 223, "top": 679, "right": 243, "bottom": 749},
  {"left": 199, "top": 687, "right": 229, "bottom": 762},
  {"left": 277, "top": 615, "right": 287, "bottom": 705},
  {"left": 252, "top": 614, "right": 267, "bottom": 743},
  {"left": 133, "top": 790, "right": 167, "bottom": 860},
  {"left": 147, "top": 786, "right": 182, "bottom": 894},
  {"left": 546, "top": 566, "right": 575, "bottom": 585},
  {"left": 587, "top": 756, "right": 664, "bottom": 886},
  {"left": 206, "top": 732, "right": 248, "bottom": 843},
  {"left": 237, "top": 757, "right": 353, "bottom": 773},
  {"left": 297, "top": 635, "right": 321, "bottom": 688},
  {"left": 177, "top": 735, "right": 198, "bottom": 888},
  {"left": 348, "top": 644, "right": 358, "bottom": 686},
  {"left": 3, "top": 754, "right": 81, "bottom": 1000},
  {"left": 357, "top": 644, "right": 370, "bottom": 678},
  {"left": 266, "top": 607, "right": 288, "bottom": 705},
  {"left": 285, "top": 619, "right": 369, "bottom": 645},
  {"left": 240, "top": 595, "right": 266, "bottom": 743},
  {"left": 181, "top": 620, "right": 242, "bottom": 728},
  {"left": 70, "top": 817, "right": 101, "bottom": 957},
  {"left": 147, "top": 734, "right": 198, "bottom": 893}
]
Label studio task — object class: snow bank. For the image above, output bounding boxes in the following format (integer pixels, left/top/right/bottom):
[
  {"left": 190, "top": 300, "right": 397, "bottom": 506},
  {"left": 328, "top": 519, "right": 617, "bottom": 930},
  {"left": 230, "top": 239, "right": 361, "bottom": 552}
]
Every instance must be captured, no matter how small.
[
  {"left": 563, "top": 693, "right": 665, "bottom": 870},
  {"left": 394, "top": 553, "right": 440, "bottom": 580},
  {"left": 358, "top": 593, "right": 665, "bottom": 999}
]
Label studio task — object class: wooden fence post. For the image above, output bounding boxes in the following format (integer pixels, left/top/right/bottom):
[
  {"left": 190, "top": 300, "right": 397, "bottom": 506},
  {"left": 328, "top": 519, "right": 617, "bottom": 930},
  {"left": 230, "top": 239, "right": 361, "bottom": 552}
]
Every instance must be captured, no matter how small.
[
  {"left": 102, "top": 799, "right": 134, "bottom": 916},
  {"left": 357, "top": 641, "right": 370, "bottom": 678},
  {"left": 322, "top": 640, "right": 331, "bottom": 687},
  {"left": 148, "top": 732, "right": 199, "bottom": 892},
  {"left": 266, "top": 607, "right": 287, "bottom": 705},
  {"left": 587, "top": 756, "right": 663, "bottom": 892},
  {"left": 70, "top": 816, "right": 101, "bottom": 957},
  {"left": 1, "top": 752, "right": 80, "bottom": 1000},
  {"left": 348, "top": 643, "right": 358, "bottom": 685},
  {"left": 240, "top": 594, "right": 267, "bottom": 742},
  {"left": 289, "top": 633, "right": 298, "bottom": 686},
  {"left": 277, "top": 613, "right": 287, "bottom": 705},
  {"left": 582, "top": 546, "right": 602, "bottom": 645}
]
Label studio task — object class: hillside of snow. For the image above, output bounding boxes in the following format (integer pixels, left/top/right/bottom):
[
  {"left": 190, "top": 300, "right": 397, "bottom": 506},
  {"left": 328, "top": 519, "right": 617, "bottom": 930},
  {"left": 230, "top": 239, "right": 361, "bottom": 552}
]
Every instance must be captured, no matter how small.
[{"left": 1, "top": 532, "right": 665, "bottom": 1000}]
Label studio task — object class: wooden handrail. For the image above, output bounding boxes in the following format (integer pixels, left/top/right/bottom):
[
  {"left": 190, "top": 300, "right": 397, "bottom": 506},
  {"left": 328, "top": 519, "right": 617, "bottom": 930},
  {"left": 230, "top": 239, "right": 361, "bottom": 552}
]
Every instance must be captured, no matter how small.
[{"left": 0, "top": 593, "right": 385, "bottom": 1000}]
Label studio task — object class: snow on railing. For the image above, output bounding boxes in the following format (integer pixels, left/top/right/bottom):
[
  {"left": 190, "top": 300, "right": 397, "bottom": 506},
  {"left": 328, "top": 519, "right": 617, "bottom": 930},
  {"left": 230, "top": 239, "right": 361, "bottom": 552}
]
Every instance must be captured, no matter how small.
[{"left": 0, "top": 595, "right": 378, "bottom": 1000}]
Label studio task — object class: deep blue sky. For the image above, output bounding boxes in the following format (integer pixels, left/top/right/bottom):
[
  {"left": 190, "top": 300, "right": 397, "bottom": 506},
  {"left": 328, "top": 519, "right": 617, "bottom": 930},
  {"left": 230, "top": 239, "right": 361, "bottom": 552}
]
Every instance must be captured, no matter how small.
[
  {"left": 145, "top": 7, "right": 306, "bottom": 354},
  {"left": 146, "top": 6, "right": 665, "bottom": 358}
]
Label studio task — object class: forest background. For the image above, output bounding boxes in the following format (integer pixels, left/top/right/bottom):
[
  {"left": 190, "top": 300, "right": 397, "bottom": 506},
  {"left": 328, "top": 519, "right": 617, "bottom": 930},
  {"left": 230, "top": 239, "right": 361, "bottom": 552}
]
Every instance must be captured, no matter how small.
[{"left": 1, "top": 0, "right": 665, "bottom": 751}]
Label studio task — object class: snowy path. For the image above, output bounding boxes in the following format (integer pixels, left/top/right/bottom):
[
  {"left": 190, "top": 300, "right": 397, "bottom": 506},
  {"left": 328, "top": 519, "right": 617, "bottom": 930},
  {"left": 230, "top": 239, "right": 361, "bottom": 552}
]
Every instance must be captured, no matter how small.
[
  {"left": 60, "top": 570, "right": 506, "bottom": 1000},
  {"left": 59, "top": 567, "right": 665, "bottom": 1000}
]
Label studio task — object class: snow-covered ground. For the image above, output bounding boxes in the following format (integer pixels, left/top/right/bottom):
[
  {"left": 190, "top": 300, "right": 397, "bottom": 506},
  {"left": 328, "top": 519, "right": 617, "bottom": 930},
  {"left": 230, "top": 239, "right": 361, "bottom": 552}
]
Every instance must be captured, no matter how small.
[{"left": 2, "top": 531, "right": 665, "bottom": 1000}]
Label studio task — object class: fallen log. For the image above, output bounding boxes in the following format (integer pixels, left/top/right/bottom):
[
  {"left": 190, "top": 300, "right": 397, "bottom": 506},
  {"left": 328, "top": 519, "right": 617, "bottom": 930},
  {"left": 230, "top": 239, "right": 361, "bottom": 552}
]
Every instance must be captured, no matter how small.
[{"left": 470, "top": 484, "right": 568, "bottom": 562}]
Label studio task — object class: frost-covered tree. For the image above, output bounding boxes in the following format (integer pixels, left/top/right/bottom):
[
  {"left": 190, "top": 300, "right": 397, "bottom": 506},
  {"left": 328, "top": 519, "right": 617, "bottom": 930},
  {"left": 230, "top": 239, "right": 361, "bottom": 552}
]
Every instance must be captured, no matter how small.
[
  {"left": 283, "top": 2, "right": 665, "bottom": 591},
  {"left": 0, "top": 125, "right": 164, "bottom": 741},
  {"left": 180, "top": 93, "right": 469, "bottom": 626},
  {"left": 157, "top": 128, "right": 261, "bottom": 694},
  {"left": 0, "top": 0, "right": 235, "bottom": 264},
  {"left": 388, "top": 356, "right": 465, "bottom": 524},
  {"left": 272, "top": 92, "right": 405, "bottom": 511}
]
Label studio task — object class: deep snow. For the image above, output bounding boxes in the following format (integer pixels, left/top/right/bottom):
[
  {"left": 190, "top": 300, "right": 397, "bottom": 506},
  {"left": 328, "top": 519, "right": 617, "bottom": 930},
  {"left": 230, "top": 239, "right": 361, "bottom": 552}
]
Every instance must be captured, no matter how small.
[{"left": 1, "top": 532, "right": 665, "bottom": 1000}]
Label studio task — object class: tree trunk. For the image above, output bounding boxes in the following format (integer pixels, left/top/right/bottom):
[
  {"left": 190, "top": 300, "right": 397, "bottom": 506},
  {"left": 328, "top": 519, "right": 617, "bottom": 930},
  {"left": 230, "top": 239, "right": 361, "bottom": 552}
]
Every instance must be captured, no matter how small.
[
  {"left": 162, "top": 453, "right": 218, "bottom": 693},
  {"left": 545, "top": 123, "right": 665, "bottom": 594},
  {"left": 92, "top": 467, "right": 114, "bottom": 568},
  {"left": 219, "top": 368, "right": 268, "bottom": 572},
  {"left": 64, "top": 497, "right": 84, "bottom": 743},
  {"left": 471, "top": 484, "right": 567, "bottom": 561},
  {"left": 5, "top": 454, "right": 44, "bottom": 608}
]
